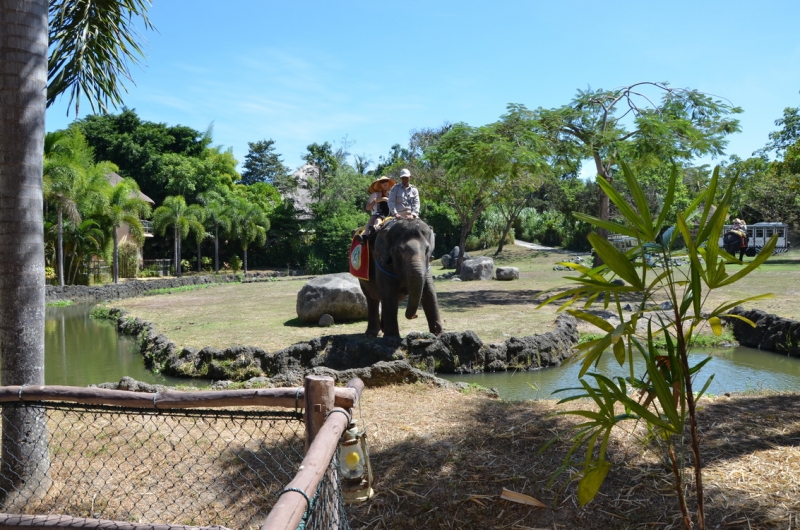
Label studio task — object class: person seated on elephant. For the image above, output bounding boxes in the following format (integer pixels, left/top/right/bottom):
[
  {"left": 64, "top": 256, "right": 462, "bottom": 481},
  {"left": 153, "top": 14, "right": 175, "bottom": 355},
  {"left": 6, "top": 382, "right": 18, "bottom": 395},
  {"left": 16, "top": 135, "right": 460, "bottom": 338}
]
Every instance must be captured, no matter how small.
[
  {"left": 357, "top": 175, "right": 395, "bottom": 243},
  {"left": 732, "top": 218, "right": 748, "bottom": 260},
  {"left": 388, "top": 168, "right": 420, "bottom": 220}
]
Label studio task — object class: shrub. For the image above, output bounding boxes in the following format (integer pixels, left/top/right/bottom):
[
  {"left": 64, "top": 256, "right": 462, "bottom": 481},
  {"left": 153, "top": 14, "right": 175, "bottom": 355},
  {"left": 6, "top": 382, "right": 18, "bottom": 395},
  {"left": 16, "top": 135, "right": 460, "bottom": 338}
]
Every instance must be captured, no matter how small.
[{"left": 229, "top": 255, "right": 242, "bottom": 273}]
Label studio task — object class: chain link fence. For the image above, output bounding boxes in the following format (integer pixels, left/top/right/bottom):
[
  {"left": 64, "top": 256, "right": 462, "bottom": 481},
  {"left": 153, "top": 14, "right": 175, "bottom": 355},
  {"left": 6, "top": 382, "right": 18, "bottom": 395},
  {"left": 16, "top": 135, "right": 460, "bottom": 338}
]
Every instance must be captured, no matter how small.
[{"left": 0, "top": 401, "right": 350, "bottom": 529}]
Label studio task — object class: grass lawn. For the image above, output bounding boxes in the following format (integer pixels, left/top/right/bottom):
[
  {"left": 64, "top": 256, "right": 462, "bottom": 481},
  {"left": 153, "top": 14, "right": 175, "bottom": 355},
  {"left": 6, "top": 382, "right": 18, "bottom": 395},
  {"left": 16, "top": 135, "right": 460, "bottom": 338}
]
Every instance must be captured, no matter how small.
[{"left": 112, "top": 244, "right": 800, "bottom": 353}]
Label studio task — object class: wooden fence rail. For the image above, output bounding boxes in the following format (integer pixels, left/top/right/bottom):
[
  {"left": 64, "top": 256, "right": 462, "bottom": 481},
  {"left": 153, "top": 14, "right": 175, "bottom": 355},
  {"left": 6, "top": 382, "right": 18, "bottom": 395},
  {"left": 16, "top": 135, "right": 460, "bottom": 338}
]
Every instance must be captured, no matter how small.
[{"left": 0, "top": 384, "right": 358, "bottom": 410}]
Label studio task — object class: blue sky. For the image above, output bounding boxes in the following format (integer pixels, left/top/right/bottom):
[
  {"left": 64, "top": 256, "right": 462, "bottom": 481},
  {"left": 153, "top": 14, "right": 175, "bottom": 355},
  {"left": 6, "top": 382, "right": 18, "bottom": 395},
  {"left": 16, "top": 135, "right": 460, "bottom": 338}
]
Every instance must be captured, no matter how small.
[{"left": 46, "top": 0, "right": 800, "bottom": 175}]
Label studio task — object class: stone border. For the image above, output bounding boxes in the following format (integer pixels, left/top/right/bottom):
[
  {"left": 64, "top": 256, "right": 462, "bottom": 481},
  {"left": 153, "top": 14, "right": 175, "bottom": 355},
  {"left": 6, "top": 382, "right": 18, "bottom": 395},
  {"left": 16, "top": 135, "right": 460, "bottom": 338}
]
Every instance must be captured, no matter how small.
[
  {"left": 725, "top": 307, "right": 800, "bottom": 357},
  {"left": 45, "top": 271, "right": 305, "bottom": 304},
  {"left": 102, "top": 308, "right": 579, "bottom": 386}
]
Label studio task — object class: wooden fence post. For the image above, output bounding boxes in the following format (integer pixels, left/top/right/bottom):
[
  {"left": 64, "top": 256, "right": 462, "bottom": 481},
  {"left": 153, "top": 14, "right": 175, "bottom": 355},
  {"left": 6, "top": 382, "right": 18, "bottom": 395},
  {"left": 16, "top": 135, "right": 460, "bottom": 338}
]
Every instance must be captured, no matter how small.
[{"left": 304, "top": 375, "right": 334, "bottom": 453}]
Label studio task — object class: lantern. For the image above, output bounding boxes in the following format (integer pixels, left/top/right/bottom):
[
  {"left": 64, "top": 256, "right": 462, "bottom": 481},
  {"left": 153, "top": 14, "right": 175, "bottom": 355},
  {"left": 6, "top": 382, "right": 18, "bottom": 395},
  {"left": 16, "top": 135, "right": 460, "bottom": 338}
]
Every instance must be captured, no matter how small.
[{"left": 338, "top": 420, "right": 374, "bottom": 503}]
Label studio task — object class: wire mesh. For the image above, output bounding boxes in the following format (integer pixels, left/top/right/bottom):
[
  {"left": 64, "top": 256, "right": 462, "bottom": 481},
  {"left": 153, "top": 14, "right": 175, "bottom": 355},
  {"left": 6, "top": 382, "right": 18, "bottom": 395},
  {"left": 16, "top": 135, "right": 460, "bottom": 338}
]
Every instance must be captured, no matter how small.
[{"left": 0, "top": 401, "right": 351, "bottom": 529}]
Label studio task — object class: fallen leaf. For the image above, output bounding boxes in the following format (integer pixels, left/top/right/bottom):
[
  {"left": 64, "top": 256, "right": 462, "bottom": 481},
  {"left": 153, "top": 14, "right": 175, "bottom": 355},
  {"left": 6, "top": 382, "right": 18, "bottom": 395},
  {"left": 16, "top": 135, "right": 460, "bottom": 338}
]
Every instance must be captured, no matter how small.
[{"left": 499, "top": 487, "right": 546, "bottom": 508}]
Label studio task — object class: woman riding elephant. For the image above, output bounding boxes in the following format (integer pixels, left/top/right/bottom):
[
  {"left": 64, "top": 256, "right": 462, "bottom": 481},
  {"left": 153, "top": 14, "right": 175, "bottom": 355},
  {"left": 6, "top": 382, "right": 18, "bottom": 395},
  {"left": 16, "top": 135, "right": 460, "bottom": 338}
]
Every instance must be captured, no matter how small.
[
  {"left": 358, "top": 217, "right": 443, "bottom": 338},
  {"left": 723, "top": 218, "right": 748, "bottom": 261}
]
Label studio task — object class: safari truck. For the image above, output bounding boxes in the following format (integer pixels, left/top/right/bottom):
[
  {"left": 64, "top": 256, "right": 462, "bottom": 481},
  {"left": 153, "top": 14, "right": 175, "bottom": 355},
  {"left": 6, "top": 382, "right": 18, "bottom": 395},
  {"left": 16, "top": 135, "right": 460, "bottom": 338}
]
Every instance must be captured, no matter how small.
[{"left": 718, "top": 222, "right": 790, "bottom": 255}]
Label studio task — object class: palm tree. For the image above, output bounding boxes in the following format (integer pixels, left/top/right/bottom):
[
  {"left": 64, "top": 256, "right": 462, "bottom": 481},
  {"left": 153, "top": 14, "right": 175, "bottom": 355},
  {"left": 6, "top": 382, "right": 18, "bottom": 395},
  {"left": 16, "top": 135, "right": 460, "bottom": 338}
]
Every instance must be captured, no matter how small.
[
  {"left": 43, "top": 127, "right": 109, "bottom": 286},
  {"left": 64, "top": 219, "right": 105, "bottom": 285},
  {"left": 230, "top": 197, "right": 270, "bottom": 275},
  {"left": 0, "top": 0, "right": 152, "bottom": 502},
  {"left": 198, "top": 191, "right": 232, "bottom": 273},
  {"left": 153, "top": 196, "right": 204, "bottom": 278},
  {"left": 186, "top": 204, "right": 208, "bottom": 272},
  {"left": 104, "top": 178, "right": 151, "bottom": 284}
]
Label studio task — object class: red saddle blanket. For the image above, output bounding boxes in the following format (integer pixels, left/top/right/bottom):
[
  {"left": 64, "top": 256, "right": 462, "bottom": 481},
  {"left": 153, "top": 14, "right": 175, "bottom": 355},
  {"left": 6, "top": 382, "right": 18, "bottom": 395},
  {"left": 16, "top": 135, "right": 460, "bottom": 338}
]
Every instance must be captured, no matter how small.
[{"left": 349, "top": 236, "right": 369, "bottom": 280}]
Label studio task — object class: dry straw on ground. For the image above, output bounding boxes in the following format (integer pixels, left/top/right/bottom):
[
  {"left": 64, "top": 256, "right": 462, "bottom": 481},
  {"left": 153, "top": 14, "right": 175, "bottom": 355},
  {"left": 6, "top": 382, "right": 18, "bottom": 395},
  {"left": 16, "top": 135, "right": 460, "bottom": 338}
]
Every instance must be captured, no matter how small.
[{"left": 347, "top": 384, "right": 800, "bottom": 530}]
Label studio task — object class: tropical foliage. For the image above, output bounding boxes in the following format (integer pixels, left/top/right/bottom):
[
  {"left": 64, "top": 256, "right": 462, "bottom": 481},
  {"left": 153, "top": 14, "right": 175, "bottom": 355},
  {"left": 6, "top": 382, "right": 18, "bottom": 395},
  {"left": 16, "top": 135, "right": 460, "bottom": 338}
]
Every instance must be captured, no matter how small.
[{"left": 538, "top": 162, "right": 776, "bottom": 530}]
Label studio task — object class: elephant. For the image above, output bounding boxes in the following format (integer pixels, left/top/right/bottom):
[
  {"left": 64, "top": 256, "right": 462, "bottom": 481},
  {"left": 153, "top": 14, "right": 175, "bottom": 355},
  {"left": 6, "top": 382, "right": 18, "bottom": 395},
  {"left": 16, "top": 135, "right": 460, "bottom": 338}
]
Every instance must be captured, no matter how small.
[
  {"left": 358, "top": 218, "right": 443, "bottom": 338},
  {"left": 722, "top": 230, "right": 747, "bottom": 261}
]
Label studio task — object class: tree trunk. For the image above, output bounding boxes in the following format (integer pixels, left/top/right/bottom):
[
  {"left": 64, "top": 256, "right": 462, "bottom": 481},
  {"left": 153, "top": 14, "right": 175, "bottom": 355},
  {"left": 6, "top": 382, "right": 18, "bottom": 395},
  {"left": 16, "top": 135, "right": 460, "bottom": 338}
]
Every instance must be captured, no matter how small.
[
  {"left": 196, "top": 242, "right": 201, "bottom": 272},
  {"left": 57, "top": 208, "right": 64, "bottom": 286},
  {"left": 112, "top": 229, "right": 119, "bottom": 284},
  {"left": 214, "top": 226, "right": 219, "bottom": 273},
  {"left": 0, "top": 0, "right": 52, "bottom": 505},
  {"left": 593, "top": 151, "right": 612, "bottom": 267},
  {"left": 243, "top": 247, "right": 248, "bottom": 275},
  {"left": 495, "top": 220, "right": 514, "bottom": 255}
]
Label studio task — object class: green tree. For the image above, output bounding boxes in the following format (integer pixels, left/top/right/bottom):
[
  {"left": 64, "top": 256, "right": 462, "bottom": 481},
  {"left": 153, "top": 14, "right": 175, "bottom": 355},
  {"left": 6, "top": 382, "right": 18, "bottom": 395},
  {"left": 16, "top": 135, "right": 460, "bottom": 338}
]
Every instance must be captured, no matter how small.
[
  {"left": 43, "top": 127, "right": 111, "bottom": 286},
  {"left": 239, "top": 139, "right": 288, "bottom": 185},
  {"left": 63, "top": 219, "right": 105, "bottom": 285},
  {"left": 152, "top": 196, "right": 203, "bottom": 278},
  {"left": 78, "top": 109, "right": 212, "bottom": 205},
  {"left": 303, "top": 142, "right": 339, "bottom": 202},
  {"left": 0, "top": 0, "right": 153, "bottom": 502},
  {"left": 424, "top": 108, "right": 547, "bottom": 271},
  {"left": 230, "top": 198, "right": 269, "bottom": 274},
  {"left": 540, "top": 162, "right": 775, "bottom": 530},
  {"left": 103, "top": 177, "right": 151, "bottom": 284},
  {"left": 197, "top": 191, "right": 232, "bottom": 273},
  {"left": 533, "top": 82, "right": 741, "bottom": 240}
]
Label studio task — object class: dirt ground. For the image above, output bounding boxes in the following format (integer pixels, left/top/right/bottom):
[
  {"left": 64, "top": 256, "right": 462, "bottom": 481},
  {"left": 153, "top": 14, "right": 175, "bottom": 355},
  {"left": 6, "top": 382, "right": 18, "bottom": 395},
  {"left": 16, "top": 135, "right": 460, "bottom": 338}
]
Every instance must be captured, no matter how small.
[{"left": 348, "top": 384, "right": 800, "bottom": 530}]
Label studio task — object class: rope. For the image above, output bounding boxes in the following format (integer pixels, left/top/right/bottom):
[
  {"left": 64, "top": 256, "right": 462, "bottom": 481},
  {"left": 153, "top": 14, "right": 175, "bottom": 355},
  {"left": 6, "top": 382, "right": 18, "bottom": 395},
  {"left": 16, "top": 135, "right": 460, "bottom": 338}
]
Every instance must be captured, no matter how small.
[
  {"left": 375, "top": 259, "right": 398, "bottom": 279},
  {"left": 326, "top": 408, "right": 351, "bottom": 424}
]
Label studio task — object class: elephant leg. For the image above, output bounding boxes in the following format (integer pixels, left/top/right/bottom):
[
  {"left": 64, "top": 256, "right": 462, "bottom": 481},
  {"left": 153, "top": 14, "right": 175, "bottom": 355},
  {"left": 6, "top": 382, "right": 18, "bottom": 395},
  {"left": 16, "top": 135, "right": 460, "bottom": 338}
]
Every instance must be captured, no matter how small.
[
  {"left": 365, "top": 297, "right": 382, "bottom": 336},
  {"left": 421, "top": 280, "right": 443, "bottom": 335},
  {"left": 381, "top": 292, "right": 401, "bottom": 337}
]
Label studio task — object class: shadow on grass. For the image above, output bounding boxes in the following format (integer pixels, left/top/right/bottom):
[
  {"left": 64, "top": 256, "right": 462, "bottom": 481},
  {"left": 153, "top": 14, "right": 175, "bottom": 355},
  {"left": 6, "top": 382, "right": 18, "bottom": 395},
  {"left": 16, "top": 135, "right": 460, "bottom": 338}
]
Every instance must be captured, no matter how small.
[{"left": 345, "top": 392, "right": 800, "bottom": 530}]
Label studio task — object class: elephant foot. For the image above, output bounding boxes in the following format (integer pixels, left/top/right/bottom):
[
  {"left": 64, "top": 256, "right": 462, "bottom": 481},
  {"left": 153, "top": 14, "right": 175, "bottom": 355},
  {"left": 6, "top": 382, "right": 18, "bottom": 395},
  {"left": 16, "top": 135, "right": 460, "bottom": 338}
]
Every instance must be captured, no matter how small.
[
  {"left": 407, "top": 313, "right": 418, "bottom": 320},
  {"left": 365, "top": 328, "right": 382, "bottom": 337}
]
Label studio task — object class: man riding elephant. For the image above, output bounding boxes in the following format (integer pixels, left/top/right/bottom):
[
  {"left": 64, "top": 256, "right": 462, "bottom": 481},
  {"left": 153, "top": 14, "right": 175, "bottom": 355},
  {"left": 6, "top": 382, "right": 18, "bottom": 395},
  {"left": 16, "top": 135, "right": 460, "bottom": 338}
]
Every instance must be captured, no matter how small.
[{"left": 388, "top": 168, "right": 420, "bottom": 220}]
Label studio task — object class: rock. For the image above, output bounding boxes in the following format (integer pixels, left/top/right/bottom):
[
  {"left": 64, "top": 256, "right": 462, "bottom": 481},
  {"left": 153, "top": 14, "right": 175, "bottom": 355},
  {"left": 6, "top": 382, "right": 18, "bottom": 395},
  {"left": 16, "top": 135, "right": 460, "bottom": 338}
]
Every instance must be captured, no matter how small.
[
  {"left": 725, "top": 307, "right": 800, "bottom": 357},
  {"left": 460, "top": 257, "right": 494, "bottom": 281},
  {"left": 660, "top": 301, "right": 674, "bottom": 310},
  {"left": 495, "top": 267, "right": 519, "bottom": 281},
  {"left": 296, "top": 273, "right": 367, "bottom": 323},
  {"left": 319, "top": 314, "right": 334, "bottom": 327}
]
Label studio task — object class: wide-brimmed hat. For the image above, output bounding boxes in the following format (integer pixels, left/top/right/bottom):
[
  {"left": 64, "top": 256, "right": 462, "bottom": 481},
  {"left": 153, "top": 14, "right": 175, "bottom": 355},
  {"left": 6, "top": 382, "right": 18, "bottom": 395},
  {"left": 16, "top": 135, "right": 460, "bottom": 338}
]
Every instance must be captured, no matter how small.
[
  {"left": 399, "top": 168, "right": 412, "bottom": 178},
  {"left": 369, "top": 176, "right": 396, "bottom": 193}
]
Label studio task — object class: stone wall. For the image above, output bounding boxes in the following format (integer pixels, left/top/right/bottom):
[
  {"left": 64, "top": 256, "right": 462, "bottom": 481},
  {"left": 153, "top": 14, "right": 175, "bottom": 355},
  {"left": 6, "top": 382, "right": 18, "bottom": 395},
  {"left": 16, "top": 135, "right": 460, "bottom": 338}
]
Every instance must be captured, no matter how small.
[
  {"left": 46, "top": 271, "right": 301, "bottom": 304},
  {"left": 104, "top": 307, "right": 580, "bottom": 386},
  {"left": 726, "top": 307, "right": 800, "bottom": 357}
]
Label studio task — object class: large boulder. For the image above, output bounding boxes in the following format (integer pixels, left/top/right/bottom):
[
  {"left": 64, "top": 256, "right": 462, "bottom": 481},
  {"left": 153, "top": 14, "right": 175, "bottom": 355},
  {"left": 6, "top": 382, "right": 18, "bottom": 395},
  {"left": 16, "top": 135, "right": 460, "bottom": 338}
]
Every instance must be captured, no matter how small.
[
  {"left": 495, "top": 267, "right": 519, "bottom": 281},
  {"left": 460, "top": 257, "right": 494, "bottom": 281},
  {"left": 296, "top": 273, "right": 367, "bottom": 323}
]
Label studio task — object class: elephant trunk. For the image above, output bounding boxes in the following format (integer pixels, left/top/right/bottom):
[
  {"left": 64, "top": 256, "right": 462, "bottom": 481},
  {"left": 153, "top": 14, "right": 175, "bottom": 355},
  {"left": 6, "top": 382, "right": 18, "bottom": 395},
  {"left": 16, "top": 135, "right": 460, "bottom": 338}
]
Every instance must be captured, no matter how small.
[{"left": 405, "top": 261, "right": 426, "bottom": 320}]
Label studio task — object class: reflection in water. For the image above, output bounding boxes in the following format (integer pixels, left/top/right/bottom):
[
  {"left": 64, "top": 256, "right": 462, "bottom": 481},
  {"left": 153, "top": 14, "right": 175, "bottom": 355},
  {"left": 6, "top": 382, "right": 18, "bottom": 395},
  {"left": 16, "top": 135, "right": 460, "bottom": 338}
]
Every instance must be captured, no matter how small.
[
  {"left": 40, "top": 304, "right": 209, "bottom": 388},
  {"left": 440, "top": 347, "right": 800, "bottom": 401}
]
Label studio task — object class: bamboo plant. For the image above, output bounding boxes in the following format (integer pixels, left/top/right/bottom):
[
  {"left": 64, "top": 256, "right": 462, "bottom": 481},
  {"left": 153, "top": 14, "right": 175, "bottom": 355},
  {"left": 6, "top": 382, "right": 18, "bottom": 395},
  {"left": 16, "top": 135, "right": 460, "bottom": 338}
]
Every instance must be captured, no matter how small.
[{"left": 539, "top": 162, "right": 776, "bottom": 530}]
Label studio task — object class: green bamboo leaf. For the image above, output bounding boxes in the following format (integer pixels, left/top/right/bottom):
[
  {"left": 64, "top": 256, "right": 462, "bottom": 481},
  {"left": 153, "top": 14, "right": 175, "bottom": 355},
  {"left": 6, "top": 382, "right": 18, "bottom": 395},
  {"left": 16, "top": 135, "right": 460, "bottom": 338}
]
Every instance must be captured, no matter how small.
[
  {"left": 577, "top": 460, "right": 611, "bottom": 507},
  {"left": 595, "top": 175, "right": 650, "bottom": 234},
  {"left": 612, "top": 340, "right": 626, "bottom": 365},
  {"left": 709, "top": 294, "right": 774, "bottom": 318},
  {"left": 619, "top": 160, "right": 654, "bottom": 234},
  {"left": 708, "top": 316, "right": 723, "bottom": 336},
  {"left": 695, "top": 374, "right": 715, "bottom": 401},
  {"left": 588, "top": 233, "right": 644, "bottom": 289},
  {"left": 567, "top": 310, "right": 616, "bottom": 332},
  {"left": 721, "top": 313, "right": 757, "bottom": 328},
  {"left": 654, "top": 165, "right": 677, "bottom": 229},
  {"left": 573, "top": 213, "right": 640, "bottom": 239}
]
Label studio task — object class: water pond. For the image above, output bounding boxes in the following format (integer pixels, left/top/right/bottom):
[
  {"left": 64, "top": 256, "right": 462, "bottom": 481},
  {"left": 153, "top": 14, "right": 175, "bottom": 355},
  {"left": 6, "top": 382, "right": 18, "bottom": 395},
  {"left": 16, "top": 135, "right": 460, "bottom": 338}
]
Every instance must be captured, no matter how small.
[
  {"left": 439, "top": 347, "right": 800, "bottom": 401},
  {"left": 31, "top": 305, "right": 800, "bottom": 395},
  {"left": 43, "top": 304, "right": 208, "bottom": 387}
]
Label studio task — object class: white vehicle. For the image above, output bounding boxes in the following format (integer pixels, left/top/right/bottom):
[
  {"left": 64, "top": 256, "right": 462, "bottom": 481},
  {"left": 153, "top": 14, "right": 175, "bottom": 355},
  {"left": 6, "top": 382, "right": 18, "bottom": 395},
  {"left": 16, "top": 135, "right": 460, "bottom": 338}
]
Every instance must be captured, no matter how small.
[{"left": 718, "top": 222, "right": 790, "bottom": 255}]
